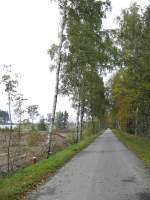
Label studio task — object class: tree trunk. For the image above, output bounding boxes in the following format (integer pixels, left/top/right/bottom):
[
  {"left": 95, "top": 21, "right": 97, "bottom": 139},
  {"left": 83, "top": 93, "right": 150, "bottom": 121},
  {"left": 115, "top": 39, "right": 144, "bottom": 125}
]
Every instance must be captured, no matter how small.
[
  {"left": 76, "top": 101, "right": 80, "bottom": 143},
  {"left": 18, "top": 120, "right": 21, "bottom": 138},
  {"left": 117, "top": 119, "right": 121, "bottom": 130},
  {"left": 135, "top": 106, "right": 139, "bottom": 136},
  {"left": 79, "top": 103, "right": 85, "bottom": 139},
  {"left": 48, "top": 3, "right": 67, "bottom": 155},
  {"left": 7, "top": 94, "right": 12, "bottom": 173},
  {"left": 91, "top": 116, "right": 96, "bottom": 134},
  {"left": 32, "top": 119, "right": 34, "bottom": 131}
]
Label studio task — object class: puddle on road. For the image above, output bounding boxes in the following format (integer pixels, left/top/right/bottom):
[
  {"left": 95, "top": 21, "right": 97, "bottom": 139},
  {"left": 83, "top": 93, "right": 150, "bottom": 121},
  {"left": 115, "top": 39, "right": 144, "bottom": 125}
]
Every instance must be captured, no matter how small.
[
  {"left": 137, "top": 191, "right": 150, "bottom": 200},
  {"left": 122, "top": 176, "right": 136, "bottom": 183}
]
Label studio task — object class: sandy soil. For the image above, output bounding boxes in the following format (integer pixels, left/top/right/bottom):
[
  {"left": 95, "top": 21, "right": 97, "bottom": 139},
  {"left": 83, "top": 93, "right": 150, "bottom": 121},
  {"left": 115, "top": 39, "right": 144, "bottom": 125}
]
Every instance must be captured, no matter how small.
[{"left": 0, "top": 131, "right": 70, "bottom": 177}]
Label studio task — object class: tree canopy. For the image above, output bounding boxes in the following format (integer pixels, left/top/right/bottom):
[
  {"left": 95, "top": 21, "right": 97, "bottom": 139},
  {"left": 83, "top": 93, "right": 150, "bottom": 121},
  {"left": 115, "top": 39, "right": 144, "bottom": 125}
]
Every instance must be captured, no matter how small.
[{"left": 109, "top": 3, "right": 150, "bottom": 135}]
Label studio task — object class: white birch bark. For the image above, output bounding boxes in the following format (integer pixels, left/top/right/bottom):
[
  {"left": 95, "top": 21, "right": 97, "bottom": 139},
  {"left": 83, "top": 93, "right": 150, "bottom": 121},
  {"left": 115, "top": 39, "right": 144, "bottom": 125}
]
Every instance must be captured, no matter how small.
[
  {"left": 76, "top": 101, "right": 80, "bottom": 143},
  {"left": 79, "top": 103, "right": 84, "bottom": 138},
  {"left": 48, "top": 2, "right": 67, "bottom": 155}
]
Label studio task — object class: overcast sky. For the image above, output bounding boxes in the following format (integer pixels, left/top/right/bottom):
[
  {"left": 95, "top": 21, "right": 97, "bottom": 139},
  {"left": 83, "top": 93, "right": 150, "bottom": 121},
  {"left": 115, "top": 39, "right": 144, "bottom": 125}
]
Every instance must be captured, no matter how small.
[{"left": 0, "top": 0, "right": 149, "bottom": 120}]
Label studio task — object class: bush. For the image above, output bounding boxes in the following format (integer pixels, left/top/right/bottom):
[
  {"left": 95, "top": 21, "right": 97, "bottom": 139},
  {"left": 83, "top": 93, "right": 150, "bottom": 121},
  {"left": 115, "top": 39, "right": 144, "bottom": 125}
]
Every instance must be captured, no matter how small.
[
  {"left": 27, "top": 131, "right": 45, "bottom": 146},
  {"left": 38, "top": 118, "right": 47, "bottom": 131}
]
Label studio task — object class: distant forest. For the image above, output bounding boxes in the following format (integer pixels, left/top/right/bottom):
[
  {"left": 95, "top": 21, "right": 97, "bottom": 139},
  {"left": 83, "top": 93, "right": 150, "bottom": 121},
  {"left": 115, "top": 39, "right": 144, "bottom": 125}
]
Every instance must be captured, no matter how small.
[{"left": 0, "top": 110, "right": 9, "bottom": 124}]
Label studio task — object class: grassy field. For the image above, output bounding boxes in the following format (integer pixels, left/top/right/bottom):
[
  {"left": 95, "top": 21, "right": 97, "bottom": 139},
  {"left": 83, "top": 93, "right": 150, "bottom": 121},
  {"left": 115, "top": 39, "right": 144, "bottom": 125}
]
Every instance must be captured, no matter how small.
[
  {"left": 114, "top": 130, "right": 150, "bottom": 167},
  {"left": 0, "top": 133, "right": 100, "bottom": 200}
]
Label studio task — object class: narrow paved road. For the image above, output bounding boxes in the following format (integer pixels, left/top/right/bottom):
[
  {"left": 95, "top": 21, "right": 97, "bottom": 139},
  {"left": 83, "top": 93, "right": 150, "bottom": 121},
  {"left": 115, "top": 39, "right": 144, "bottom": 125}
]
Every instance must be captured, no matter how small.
[{"left": 27, "top": 129, "right": 150, "bottom": 200}]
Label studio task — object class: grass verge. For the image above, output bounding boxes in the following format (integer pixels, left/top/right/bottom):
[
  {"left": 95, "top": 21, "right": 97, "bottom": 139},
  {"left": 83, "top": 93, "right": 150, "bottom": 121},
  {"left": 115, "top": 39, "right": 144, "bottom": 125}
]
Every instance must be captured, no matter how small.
[
  {"left": 114, "top": 130, "right": 150, "bottom": 167},
  {"left": 0, "top": 133, "right": 100, "bottom": 200}
]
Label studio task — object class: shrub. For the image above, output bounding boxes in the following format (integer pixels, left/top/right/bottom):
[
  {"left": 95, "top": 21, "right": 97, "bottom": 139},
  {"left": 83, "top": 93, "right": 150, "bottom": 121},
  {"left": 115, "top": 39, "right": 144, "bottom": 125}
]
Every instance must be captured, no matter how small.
[{"left": 27, "top": 131, "right": 45, "bottom": 146}]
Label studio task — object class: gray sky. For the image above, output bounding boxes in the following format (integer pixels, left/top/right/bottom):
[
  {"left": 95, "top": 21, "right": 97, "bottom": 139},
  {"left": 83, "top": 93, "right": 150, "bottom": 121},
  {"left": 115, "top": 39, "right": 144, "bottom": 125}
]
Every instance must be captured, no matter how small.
[{"left": 0, "top": 0, "right": 149, "bottom": 120}]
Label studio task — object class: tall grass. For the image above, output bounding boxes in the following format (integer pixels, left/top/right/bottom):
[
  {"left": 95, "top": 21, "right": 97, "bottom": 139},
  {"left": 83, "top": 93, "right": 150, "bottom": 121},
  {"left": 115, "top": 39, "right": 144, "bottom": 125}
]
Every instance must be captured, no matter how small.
[{"left": 114, "top": 130, "right": 150, "bottom": 167}]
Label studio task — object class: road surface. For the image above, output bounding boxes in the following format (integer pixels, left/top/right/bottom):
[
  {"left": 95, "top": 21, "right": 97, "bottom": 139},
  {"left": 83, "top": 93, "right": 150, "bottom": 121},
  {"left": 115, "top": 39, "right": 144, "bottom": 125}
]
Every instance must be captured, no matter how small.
[{"left": 27, "top": 129, "right": 150, "bottom": 200}]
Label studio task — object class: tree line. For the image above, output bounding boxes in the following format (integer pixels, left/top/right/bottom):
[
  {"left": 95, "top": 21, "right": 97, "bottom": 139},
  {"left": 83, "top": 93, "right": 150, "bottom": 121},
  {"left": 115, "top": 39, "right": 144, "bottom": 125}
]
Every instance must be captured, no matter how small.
[
  {"left": 109, "top": 3, "right": 150, "bottom": 136},
  {"left": 1, "top": 0, "right": 149, "bottom": 164},
  {"left": 0, "top": 110, "right": 9, "bottom": 124},
  {"left": 48, "top": 0, "right": 118, "bottom": 153}
]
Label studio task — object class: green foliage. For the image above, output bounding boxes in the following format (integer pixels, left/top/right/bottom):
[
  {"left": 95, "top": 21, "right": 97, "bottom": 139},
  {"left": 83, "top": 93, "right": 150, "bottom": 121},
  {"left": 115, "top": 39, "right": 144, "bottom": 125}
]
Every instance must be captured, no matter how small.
[
  {"left": 0, "top": 110, "right": 9, "bottom": 124},
  {"left": 27, "top": 105, "right": 39, "bottom": 130},
  {"left": 27, "top": 131, "right": 45, "bottom": 146},
  {"left": 14, "top": 94, "right": 27, "bottom": 122},
  {"left": 59, "top": 0, "right": 116, "bottom": 124},
  {"left": 55, "top": 111, "right": 69, "bottom": 129},
  {"left": 38, "top": 117, "right": 47, "bottom": 131},
  {"left": 109, "top": 3, "right": 150, "bottom": 135},
  {"left": 85, "top": 119, "right": 101, "bottom": 134},
  {"left": 0, "top": 127, "right": 11, "bottom": 133},
  {"left": 27, "top": 105, "right": 39, "bottom": 121},
  {"left": 85, "top": 72, "right": 106, "bottom": 119},
  {"left": 48, "top": 0, "right": 117, "bottom": 143}
]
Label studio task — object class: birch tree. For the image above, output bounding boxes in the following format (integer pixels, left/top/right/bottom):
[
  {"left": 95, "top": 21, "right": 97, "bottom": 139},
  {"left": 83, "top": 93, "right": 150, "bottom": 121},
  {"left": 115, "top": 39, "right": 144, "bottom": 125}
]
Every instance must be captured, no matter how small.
[
  {"left": 27, "top": 105, "right": 39, "bottom": 131},
  {"left": 1, "top": 65, "right": 18, "bottom": 172},
  {"left": 48, "top": 0, "right": 68, "bottom": 154},
  {"left": 14, "top": 93, "right": 27, "bottom": 137},
  {"left": 60, "top": 0, "right": 115, "bottom": 140}
]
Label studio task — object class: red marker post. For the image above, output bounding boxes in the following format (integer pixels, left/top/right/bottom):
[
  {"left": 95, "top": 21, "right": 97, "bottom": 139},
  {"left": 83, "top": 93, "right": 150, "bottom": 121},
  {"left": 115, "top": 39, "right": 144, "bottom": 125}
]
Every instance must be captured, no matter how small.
[{"left": 32, "top": 156, "right": 37, "bottom": 165}]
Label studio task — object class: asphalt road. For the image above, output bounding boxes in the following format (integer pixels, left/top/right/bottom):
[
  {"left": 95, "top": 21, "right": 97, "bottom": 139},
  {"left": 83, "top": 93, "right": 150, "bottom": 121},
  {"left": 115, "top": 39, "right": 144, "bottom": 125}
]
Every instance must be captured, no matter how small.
[{"left": 27, "top": 129, "right": 150, "bottom": 200}]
